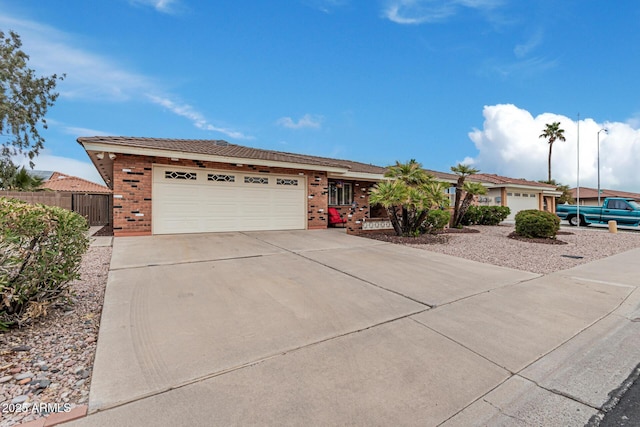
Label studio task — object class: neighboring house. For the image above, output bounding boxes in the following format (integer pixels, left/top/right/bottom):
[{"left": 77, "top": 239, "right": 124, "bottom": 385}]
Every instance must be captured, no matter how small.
[
  {"left": 40, "top": 171, "right": 112, "bottom": 226},
  {"left": 468, "top": 174, "right": 561, "bottom": 221},
  {"left": 41, "top": 171, "right": 112, "bottom": 194},
  {"left": 78, "top": 136, "right": 561, "bottom": 236},
  {"left": 424, "top": 170, "right": 561, "bottom": 221},
  {"left": 569, "top": 187, "right": 640, "bottom": 206},
  {"left": 78, "top": 137, "right": 386, "bottom": 236}
]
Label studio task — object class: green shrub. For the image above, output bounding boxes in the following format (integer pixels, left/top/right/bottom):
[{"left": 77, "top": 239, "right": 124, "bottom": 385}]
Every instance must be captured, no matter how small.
[
  {"left": 461, "top": 206, "right": 511, "bottom": 226},
  {"left": 514, "top": 209, "right": 560, "bottom": 239},
  {"left": 0, "top": 197, "right": 89, "bottom": 329},
  {"left": 421, "top": 209, "right": 451, "bottom": 234}
]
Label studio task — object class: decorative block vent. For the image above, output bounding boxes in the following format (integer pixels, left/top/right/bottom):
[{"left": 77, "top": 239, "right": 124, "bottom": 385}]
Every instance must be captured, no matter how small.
[
  {"left": 276, "top": 178, "right": 298, "bottom": 186},
  {"left": 165, "top": 171, "right": 196, "bottom": 180},
  {"left": 208, "top": 174, "right": 235, "bottom": 182},
  {"left": 244, "top": 176, "right": 269, "bottom": 184}
]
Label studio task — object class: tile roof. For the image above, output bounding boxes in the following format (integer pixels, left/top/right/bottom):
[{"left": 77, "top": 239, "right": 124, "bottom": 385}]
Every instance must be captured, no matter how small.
[
  {"left": 570, "top": 187, "right": 640, "bottom": 200},
  {"left": 470, "top": 173, "right": 557, "bottom": 189},
  {"left": 41, "top": 172, "right": 112, "bottom": 194},
  {"left": 77, "top": 136, "right": 387, "bottom": 175},
  {"left": 424, "top": 169, "right": 460, "bottom": 182}
]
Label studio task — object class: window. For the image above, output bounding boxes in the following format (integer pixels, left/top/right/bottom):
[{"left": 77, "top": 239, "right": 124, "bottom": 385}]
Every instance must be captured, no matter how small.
[
  {"left": 514, "top": 193, "right": 521, "bottom": 197},
  {"left": 329, "top": 182, "right": 353, "bottom": 205},
  {"left": 165, "top": 171, "right": 196, "bottom": 180},
  {"left": 208, "top": 174, "right": 235, "bottom": 182},
  {"left": 277, "top": 178, "right": 298, "bottom": 186},
  {"left": 244, "top": 176, "right": 268, "bottom": 184}
]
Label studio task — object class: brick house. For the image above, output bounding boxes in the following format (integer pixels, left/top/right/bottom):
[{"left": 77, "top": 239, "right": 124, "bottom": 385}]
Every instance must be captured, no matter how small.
[
  {"left": 79, "top": 137, "right": 562, "bottom": 236},
  {"left": 78, "top": 137, "right": 386, "bottom": 236}
]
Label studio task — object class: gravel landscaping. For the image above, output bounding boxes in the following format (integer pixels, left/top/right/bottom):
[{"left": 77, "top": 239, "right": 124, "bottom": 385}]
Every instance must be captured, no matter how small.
[
  {"left": 0, "top": 246, "right": 111, "bottom": 427},
  {"left": 2, "top": 224, "right": 639, "bottom": 426},
  {"left": 401, "top": 224, "right": 640, "bottom": 274}
]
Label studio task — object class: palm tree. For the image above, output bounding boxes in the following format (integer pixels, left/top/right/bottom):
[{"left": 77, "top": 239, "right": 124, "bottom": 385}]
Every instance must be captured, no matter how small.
[
  {"left": 456, "top": 182, "right": 487, "bottom": 226},
  {"left": 539, "top": 122, "right": 566, "bottom": 182},
  {"left": 0, "top": 162, "right": 43, "bottom": 191},
  {"left": 450, "top": 163, "right": 479, "bottom": 227},
  {"left": 370, "top": 160, "right": 447, "bottom": 236}
]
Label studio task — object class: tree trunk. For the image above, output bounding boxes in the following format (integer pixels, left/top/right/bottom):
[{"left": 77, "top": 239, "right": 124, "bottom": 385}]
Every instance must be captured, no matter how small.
[
  {"left": 386, "top": 206, "right": 403, "bottom": 236},
  {"left": 455, "top": 193, "right": 475, "bottom": 227},
  {"left": 548, "top": 142, "right": 553, "bottom": 182},
  {"left": 451, "top": 177, "right": 464, "bottom": 227}
]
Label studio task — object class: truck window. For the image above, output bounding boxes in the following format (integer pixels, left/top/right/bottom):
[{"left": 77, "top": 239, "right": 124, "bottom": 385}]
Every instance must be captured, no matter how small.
[
  {"left": 609, "top": 200, "right": 622, "bottom": 209},
  {"left": 629, "top": 201, "right": 640, "bottom": 209}
]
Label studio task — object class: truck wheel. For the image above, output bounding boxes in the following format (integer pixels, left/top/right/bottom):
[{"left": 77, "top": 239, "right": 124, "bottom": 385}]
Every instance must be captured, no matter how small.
[{"left": 568, "top": 215, "right": 579, "bottom": 226}]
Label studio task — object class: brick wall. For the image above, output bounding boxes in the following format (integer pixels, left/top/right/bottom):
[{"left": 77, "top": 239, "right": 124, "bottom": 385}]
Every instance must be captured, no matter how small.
[{"left": 111, "top": 155, "right": 332, "bottom": 236}]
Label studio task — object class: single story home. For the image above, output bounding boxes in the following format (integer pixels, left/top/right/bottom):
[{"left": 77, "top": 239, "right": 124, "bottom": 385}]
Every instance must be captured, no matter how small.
[
  {"left": 78, "top": 137, "right": 386, "bottom": 236},
  {"left": 78, "top": 137, "right": 561, "bottom": 236},
  {"left": 569, "top": 187, "right": 640, "bottom": 206},
  {"left": 469, "top": 173, "right": 560, "bottom": 220},
  {"left": 424, "top": 170, "right": 561, "bottom": 221}
]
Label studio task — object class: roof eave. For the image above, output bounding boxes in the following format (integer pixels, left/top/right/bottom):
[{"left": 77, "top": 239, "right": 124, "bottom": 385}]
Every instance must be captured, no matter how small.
[{"left": 79, "top": 141, "right": 352, "bottom": 177}]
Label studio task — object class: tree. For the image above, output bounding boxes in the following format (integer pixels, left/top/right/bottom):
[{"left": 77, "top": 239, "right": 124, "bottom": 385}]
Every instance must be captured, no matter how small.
[
  {"left": 0, "top": 161, "right": 43, "bottom": 190},
  {"left": 539, "top": 179, "right": 575, "bottom": 205},
  {"left": 456, "top": 182, "right": 487, "bottom": 226},
  {"left": 450, "top": 163, "right": 479, "bottom": 227},
  {"left": 1, "top": 30, "right": 64, "bottom": 167},
  {"left": 539, "top": 122, "right": 566, "bottom": 183},
  {"left": 370, "top": 160, "right": 449, "bottom": 236}
]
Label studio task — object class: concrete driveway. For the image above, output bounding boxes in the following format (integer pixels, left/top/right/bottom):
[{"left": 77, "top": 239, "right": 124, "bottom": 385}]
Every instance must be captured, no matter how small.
[{"left": 73, "top": 229, "right": 640, "bottom": 426}]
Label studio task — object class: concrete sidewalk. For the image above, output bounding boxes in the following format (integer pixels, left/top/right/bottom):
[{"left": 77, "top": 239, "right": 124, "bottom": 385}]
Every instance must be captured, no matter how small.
[{"left": 69, "top": 230, "right": 640, "bottom": 426}]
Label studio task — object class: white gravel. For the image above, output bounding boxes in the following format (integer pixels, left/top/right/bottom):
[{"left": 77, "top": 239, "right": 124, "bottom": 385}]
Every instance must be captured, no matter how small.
[
  {"left": 409, "top": 224, "right": 640, "bottom": 274},
  {"left": 0, "top": 246, "right": 111, "bottom": 427}
]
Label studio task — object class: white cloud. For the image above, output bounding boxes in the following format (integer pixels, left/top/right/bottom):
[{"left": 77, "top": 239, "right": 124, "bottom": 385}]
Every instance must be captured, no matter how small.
[
  {"left": 383, "top": 0, "right": 502, "bottom": 25},
  {"left": 514, "top": 29, "right": 543, "bottom": 58},
  {"left": 304, "top": 0, "right": 350, "bottom": 13},
  {"left": 147, "top": 95, "right": 253, "bottom": 140},
  {"left": 16, "top": 151, "right": 106, "bottom": 186},
  {"left": 45, "top": 119, "right": 110, "bottom": 137},
  {"left": 466, "top": 104, "right": 640, "bottom": 192},
  {"left": 128, "top": 0, "right": 181, "bottom": 14},
  {"left": 0, "top": 12, "right": 248, "bottom": 139},
  {"left": 276, "top": 114, "right": 323, "bottom": 129}
]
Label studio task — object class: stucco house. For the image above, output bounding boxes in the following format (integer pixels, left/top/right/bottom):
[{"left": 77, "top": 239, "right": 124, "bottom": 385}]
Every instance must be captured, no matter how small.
[
  {"left": 79, "top": 136, "right": 561, "bottom": 236},
  {"left": 423, "top": 170, "right": 561, "bottom": 221},
  {"left": 469, "top": 174, "right": 561, "bottom": 220},
  {"left": 569, "top": 187, "right": 640, "bottom": 206}
]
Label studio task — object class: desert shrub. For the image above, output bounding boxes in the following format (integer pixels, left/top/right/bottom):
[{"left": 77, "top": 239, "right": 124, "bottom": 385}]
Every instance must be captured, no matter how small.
[
  {"left": 514, "top": 209, "right": 560, "bottom": 239},
  {"left": 421, "top": 209, "right": 451, "bottom": 234},
  {"left": 461, "top": 206, "right": 511, "bottom": 226},
  {"left": 0, "top": 197, "right": 89, "bottom": 329}
]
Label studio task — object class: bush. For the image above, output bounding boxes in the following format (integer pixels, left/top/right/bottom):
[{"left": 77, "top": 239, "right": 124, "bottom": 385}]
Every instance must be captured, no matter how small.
[
  {"left": 0, "top": 197, "right": 89, "bottom": 329},
  {"left": 514, "top": 209, "right": 560, "bottom": 239},
  {"left": 461, "top": 206, "right": 511, "bottom": 226},
  {"left": 421, "top": 209, "right": 451, "bottom": 234}
]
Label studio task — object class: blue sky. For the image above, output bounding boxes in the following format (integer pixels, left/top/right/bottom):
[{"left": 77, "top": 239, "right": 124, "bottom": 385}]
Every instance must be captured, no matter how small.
[{"left": 1, "top": 0, "right": 639, "bottom": 191}]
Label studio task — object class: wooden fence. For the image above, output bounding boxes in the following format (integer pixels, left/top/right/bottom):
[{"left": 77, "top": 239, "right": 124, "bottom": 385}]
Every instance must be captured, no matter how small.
[
  {"left": 72, "top": 194, "right": 110, "bottom": 226},
  {"left": 0, "top": 191, "right": 110, "bottom": 226},
  {"left": 0, "top": 191, "right": 72, "bottom": 210}
]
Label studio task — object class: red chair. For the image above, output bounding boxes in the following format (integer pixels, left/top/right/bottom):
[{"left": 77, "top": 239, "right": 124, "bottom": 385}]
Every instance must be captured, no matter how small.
[{"left": 328, "top": 207, "right": 347, "bottom": 227}]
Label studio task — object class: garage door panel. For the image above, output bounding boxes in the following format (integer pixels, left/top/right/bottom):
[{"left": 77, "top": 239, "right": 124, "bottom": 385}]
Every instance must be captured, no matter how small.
[{"left": 153, "top": 166, "right": 306, "bottom": 234}]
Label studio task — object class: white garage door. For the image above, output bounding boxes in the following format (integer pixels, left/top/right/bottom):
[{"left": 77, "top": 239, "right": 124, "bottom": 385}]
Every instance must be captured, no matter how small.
[
  {"left": 506, "top": 191, "right": 539, "bottom": 220},
  {"left": 153, "top": 166, "right": 306, "bottom": 234}
]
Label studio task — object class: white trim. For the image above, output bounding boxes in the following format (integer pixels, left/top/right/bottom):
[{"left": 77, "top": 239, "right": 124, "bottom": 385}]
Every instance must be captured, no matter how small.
[{"left": 327, "top": 171, "right": 385, "bottom": 181}]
